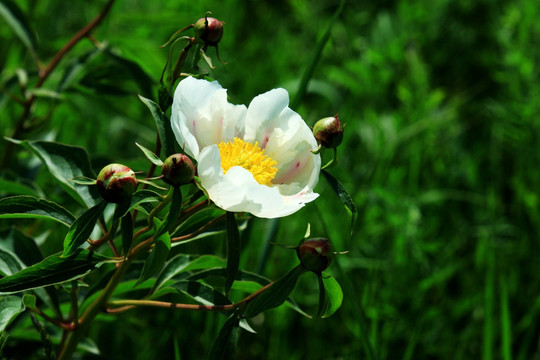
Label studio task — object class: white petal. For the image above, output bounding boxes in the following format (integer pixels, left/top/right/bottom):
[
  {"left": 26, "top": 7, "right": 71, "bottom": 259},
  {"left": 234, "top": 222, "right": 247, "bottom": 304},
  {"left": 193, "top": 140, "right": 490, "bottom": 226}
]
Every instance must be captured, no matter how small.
[
  {"left": 198, "top": 145, "right": 319, "bottom": 218},
  {"left": 243, "top": 87, "right": 321, "bottom": 195},
  {"left": 171, "top": 77, "right": 246, "bottom": 160}
]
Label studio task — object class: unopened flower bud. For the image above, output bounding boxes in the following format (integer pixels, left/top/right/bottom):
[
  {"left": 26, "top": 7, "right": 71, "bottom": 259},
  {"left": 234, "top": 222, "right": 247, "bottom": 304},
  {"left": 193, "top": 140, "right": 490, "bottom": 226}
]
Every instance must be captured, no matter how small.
[
  {"left": 194, "top": 16, "right": 224, "bottom": 46},
  {"left": 297, "top": 238, "right": 333, "bottom": 273},
  {"left": 161, "top": 153, "right": 195, "bottom": 186},
  {"left": 313, "top": 115, "right": 343, "bottom": 148},
  {"left": 96, "top": 164, "right": 138, "bottom": 203}
]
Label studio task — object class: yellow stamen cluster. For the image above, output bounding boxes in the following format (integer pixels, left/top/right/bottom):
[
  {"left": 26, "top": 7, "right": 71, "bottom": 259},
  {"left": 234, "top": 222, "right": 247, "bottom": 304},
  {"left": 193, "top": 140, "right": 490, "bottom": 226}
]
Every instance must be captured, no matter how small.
[{"left": 218, "top": 138, "right": 278, "bottom": 186}]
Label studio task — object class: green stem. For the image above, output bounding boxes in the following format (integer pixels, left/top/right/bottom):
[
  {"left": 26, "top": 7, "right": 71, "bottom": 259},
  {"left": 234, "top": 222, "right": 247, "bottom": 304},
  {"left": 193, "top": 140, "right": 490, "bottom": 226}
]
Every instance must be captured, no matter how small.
[{"left": 57, "top": 258, "right": 132, "bottom": 360}]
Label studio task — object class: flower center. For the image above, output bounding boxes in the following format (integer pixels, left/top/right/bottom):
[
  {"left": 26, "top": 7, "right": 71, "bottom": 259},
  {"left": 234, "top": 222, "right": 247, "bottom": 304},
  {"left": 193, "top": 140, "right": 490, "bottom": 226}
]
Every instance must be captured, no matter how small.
[{"left": 218, "top": 138, "right": 278, "bottom": 186}]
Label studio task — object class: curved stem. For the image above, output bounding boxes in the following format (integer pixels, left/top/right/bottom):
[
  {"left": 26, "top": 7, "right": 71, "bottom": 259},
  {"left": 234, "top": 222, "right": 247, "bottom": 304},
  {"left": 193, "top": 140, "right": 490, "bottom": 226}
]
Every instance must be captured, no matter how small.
[{"left": 108, "top": 279, "right": 276, "bottom": 312}]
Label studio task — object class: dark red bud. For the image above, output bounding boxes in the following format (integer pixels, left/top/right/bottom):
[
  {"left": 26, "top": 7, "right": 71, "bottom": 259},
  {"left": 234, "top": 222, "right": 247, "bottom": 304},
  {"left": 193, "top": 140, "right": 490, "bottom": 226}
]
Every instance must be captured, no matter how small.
[
  {"left": 313, "top": 115, "right": 344, "bottom": 149},
  {"left": 161, "top": 153, "right": 195, "bottom": 186},
  {"left": 297, "top": 238, "right": 333, "bottom": 273},
  {"left": 194, "top": 16, "right": 224, "bottom": 46},
  {"left": 96, "top": 164, "right": 138, "bottom": 203}
]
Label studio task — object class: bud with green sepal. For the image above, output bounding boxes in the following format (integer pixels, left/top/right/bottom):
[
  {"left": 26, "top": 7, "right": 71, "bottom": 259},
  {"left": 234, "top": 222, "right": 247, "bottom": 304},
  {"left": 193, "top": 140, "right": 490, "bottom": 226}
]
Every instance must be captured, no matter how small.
[
  {"left": 297, "top": 238, "right": 333, "bottom": 274},
  {"left": 161, "top": 153, "right": 195, "bottom": 187},
  {"left": 194, "top": 15, "right": 224, "bottom": 47},
  {"left": 313, "top": 114, "right": 343, "bottom": 149},
  {"left": 96, "top": 164, "right": 139, "bottom": 204}
]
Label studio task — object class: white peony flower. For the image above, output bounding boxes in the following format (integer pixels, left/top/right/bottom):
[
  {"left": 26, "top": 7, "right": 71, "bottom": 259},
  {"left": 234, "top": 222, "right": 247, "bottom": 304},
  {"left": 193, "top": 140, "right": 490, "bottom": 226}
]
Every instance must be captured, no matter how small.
[{"left": 171, "top": 77, "right": 321, "bottom": 218}]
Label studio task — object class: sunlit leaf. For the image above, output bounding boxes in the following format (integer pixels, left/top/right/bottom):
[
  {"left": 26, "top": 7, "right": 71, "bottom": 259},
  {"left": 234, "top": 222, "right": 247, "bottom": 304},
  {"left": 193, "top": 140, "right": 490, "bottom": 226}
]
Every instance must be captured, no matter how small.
[
  {"left": 62, "top": 200, "right": 107, "bottom": 257},
  {"left": 0, "top": 250, "right": 111, "bottom": 295},
  {"left": 138, "top": 95, "right": 176, "bottom": 157},
  {"left": 0, "top": 295, "right": 24, "bottom": 333},
  {"left": 135, "top": 142, "right": 163, "bottom": 166},
  {"left": 0, "top": 195, "right": 75, "bottom": 226},
  {"left": 243, "top": 265, "right": 306, "bottom": 318},
  {"left": 321, "top": 273, "right": 343, "bottom": 318},
  {"left": 9, "top": 139, "right": 100, "bottom": 208}
]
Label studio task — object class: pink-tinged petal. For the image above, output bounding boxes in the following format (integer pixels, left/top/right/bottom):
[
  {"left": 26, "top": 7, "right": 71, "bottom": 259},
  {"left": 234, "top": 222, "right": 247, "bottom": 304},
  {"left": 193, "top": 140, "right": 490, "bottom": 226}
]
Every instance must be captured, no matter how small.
[{"left": 198, "top": 146, "right": 319, "bottom": 218}]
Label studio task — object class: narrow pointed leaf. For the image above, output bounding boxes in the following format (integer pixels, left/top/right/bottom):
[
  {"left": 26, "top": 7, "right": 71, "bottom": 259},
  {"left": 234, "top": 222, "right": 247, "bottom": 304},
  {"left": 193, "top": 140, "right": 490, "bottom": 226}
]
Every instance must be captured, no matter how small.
[
  {"left": 68, "top": 176, "right": 97, "bottom": 185},
  {"left": 0, "top": 248, "right": 24, "bottom": 276},
  {"left": 0, "top": 0, "right": 37, "bottom": 58},
  {"left": 225, "top": 212, "right": 240, "bottom": 296},
  {"left": 135, "top": 142, "right": 163, "bottom": 166},
  {"left": 138, "top": 95, "right": 176, "bottom": 156},
  {"left": 208, "top": 310, "right": 240, "bottom": 360},
  {"left": 121, "top": 213, "right": 134, "bottom": 258},
  {"left": 152, "top": 254, "right": 226, "bottom": 292},
  {"left": 321, "top": 273, "right": 343, "bottom": 318},
  {"left": 62, "top": 200, "right": 107, "bottom": 257},
  {"left": 9, "top": 139, "right": 100, "bottom": 207},
  {"left": 113, "top": 189, "right": 163, "bottom": 220},
  {"left": 321, "top": 169, "right": 357, "bottom": 235},
  {"left": 0, "top": 195, "right": 75, "bottom": 226},
  {"left": 0, "top": 250, "right": 111, "bottom": 295},
  {"left": 0, "top": 228, "right": 43, "bottom": 267},
  {"left": 169, "top": 280, "right": 230, "bottom": 306},
  {"left": 0, "top": 295, "right": 25, "bottom": 332},
  {"left": 155, "top": 187, "right": 182, "bottom": 238},
  {"left": 243, "top": 265, "right": 306, "bottom": 318},
  {"left": 137, "top": 220, "right": 171, "bottom": 285}
]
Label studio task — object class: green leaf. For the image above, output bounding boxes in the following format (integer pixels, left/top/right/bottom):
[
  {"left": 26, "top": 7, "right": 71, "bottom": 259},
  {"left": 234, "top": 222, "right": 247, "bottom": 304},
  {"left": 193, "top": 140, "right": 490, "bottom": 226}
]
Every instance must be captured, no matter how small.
[
  {"left": 225, "top": 212, "right": 241, "bottom": 297},
  {"left": 321, "top": 169, "right": 357, "bottom": 236},
  {"left": 10, "top": 139, "right": 100, "bottom": 207},
  {"left": 0, "top": 228, "right": 43, "bottom": 267},
  {"left": 0, "top": 195, "right": 76, "bottom": 226},
  {"left": 62, "top": 200, "right": 107, "bottom": 257},
  {"left": 152, "top": 254, "right": 226, "bottom": 292},
  {"left": 0, "top": 178, "right": 38, "bottom": 196},
  {"left": 113, "top": 189, "right": 163, "bottom": 221},
  {"left": 321, "top": 273, "right": 343, "bottom": 318},
  {"left": 0, "top": 248, "right": 24, "bottom": 277},
  {"left": 243, "top": 265, "right": 306, "bottom": 318},
  {"left": 68, "top": 176, "right": 97, "bottom": 185},
  {"left": 137, "top": 220, "right": 171, "bottom": 285},
  {"left": 0, "top": 250, "right": 111, "bottom": 295},
  {"left": 155, "top": 187, "right": 182, "bottom": 238},
  {"left": 135, "top": 142, "right": 163, "bottom": 166},
  {"left": 208, "top": 310, "right": 240, "bottom": 360},
  {"left": 0, "top": 0, "right": 37, "bottom": 59},
  {"left": 138, "top": 95, "right": 176, "bottom": 157},
  {"left": 105, "top": 48, "right": 154, "bottom": 98},
  {"left": 0, "top": 295, "right": 25, "bottom": 333},
  {"left": 57, "top": 47, "right": 101, "bottom": 92},
  {"left": 22, "top": 293, "right": 36, "bottom": 309},
  {"left": 169, "top": 280, "right": 230, "bottom": 306}
]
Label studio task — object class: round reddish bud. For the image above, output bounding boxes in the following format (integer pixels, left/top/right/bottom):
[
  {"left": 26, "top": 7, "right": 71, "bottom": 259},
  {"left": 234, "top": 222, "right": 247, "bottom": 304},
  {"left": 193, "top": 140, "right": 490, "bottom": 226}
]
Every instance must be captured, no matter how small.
[
  {"left": 313, "top": 115, "right": 344, "bottom": 149},
  {"left": 297, "top": 238, "right": 333, "bottom": 273},
  {"left": 161, "top": 153, "right": 195, "bottom": 186},
  {"left": 194, "top": 16, "right": 224, "bottom": 46},
  {"left": 96, "top": 164, "right": 138, "bottom": 203}
]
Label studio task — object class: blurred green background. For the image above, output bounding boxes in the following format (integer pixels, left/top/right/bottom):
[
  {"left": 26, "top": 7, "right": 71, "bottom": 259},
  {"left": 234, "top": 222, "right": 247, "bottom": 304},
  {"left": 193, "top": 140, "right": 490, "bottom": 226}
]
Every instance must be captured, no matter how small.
[{"left": 2, "top": 0, "right": 540, "bottom": 359}]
